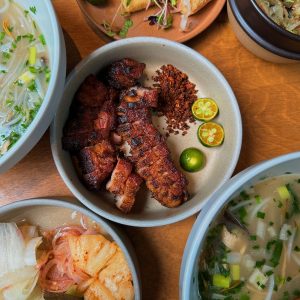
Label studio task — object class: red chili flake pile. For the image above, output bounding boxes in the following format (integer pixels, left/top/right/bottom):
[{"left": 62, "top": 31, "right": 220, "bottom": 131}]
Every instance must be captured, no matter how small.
[{"left": 153, "top": 64, "right": 197, "bottom": 136}]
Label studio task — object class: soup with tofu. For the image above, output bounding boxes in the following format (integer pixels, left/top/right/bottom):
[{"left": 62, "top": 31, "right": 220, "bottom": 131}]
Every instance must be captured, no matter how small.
[
  {"left": 199, "top": 174, "right": 300, "bottom": 300},
  {"left": 0, "top": 0, "right": 50, "bottom": 156}
]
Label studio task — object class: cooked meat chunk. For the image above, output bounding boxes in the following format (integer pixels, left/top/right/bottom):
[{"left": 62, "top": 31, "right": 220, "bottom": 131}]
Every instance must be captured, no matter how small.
[
  {"left": 115, "top": 174, "right": 143, "bottom": 213},
  {"left": 107, "top": 158, "right": 142, "bottom": 213},
  {"left": 120, "top": 86, "right": 158, "bottom": 108},
  {"left": 94, "top": 100, "right": 117, "bottom": 139},
  {"left": 78, "top": 140, "right": 117, "bottom": 190},
  {"left": 107, "top": 58, "right": 145, "bottom": 89},
  {"left": 63, "top": 99, "right": 117, "bottom": 153},
  {"left": 75, "top": 75, "right": 108, "bottom": 107},
  {"left": 117, "top": 86, "right": 188, "bottom": 208},
  {"left": 106, "top": 158, "right": 133, "bottom": 195},
  {"left": 117, "top": 107, "right": 151, "bottom": 125},
  {"left": 62, "top": 132, "right": 104, "bottom": 153}
]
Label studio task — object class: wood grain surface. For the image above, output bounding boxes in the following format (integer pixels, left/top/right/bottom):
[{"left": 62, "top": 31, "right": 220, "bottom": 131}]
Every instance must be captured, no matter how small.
[{"left": 0, "top": 1, "right": 300, "bottom": 299}]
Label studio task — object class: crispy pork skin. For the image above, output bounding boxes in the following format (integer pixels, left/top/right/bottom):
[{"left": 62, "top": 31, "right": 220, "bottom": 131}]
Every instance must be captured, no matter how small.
[{"left": 107, "top": 58, "right": 145, "bottom": 89}]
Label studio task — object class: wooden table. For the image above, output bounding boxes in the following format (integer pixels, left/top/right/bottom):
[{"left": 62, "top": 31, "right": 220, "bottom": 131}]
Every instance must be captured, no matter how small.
[{"left": 1, "top": 1, "right": 300, "bottom": 299}]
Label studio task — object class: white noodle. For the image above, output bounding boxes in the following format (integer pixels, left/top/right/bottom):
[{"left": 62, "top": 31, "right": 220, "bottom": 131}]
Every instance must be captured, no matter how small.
[{"left": 0, "top": 0, "right": 9, "bottom": 14}]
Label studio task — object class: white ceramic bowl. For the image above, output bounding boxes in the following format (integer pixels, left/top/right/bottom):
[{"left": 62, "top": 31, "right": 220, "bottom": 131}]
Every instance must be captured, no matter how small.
[
  {"left": 0, "top": 0, "right": 66, "bottom": 172},
  {"left": 180, "top": 151, "right": 300, "bottom": 299},
  {"left": 51, "top": 37, "right": 242, "bottom": 227},
  {"left": 0, "top": 198, "right": 141, "bottom": 299}
]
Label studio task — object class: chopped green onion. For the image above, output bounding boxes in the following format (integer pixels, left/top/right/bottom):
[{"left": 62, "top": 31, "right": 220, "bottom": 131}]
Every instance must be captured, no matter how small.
[
  {"left": 230, "top": 264, "right": 240, "bottom": 281},
  {"left": 257, "top": 211, "right": 266, "bottom": 219},
  {"left": 212, "top": 274, "right": 231, "bottom": 288}
]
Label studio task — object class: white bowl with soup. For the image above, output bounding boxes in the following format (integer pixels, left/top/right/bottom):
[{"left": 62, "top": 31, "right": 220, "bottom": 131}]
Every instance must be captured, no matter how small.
[
  {"left": 180, "top": 151, "right": 300, "bottom": 300},
  {"left": 0, "top": 198, "right": 141, "bottom": 299},
  {"left": 0, "top": 0, "right": 66, "bottom": 172}
]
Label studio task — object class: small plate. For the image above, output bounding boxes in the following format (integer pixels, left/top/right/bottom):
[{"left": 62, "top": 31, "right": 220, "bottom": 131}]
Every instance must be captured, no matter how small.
[
  {"left": 51, "top": 37, "right": 242, "bottom": 227},
  {"left": 77, "top": 0, "right": 226, "bottom": 43}
]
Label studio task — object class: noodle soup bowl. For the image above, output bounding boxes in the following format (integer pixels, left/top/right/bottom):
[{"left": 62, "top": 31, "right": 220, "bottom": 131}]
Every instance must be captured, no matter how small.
[
  {"left": 180, "top": 151, "right": 300, "bottom": 299},
  {"left": 228, "top": 0, "right": 300, "bottom": 63},
  {"left": 0, "top": 0, "right": 66, "bottom": 172},
  {"left": 0, "top": 198, "right": 141, "bottom": 299}
]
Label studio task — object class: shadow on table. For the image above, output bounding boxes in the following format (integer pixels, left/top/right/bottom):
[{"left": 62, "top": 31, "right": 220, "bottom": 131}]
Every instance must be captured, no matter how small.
[
  {"left": 124, "top": 227, "right": 163, "bottom": 300},
  {"left": 61, "top": 28, "right": 82, "bottom": 74}
]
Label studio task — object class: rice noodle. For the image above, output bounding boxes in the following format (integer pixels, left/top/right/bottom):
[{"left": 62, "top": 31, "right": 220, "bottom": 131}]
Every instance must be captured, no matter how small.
[
  {"left": 0, "top": 0, "right": 9, "bottom": 14},
  {"left": 265, "top": 275, "right": 275, "bottom": 300}
]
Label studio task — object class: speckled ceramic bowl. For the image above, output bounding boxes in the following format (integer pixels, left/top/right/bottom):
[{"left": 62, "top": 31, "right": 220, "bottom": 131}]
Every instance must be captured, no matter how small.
[
  {"left": 180, "top": 151, "right": 300, "bottom": 299},
  {"left": 51, "top": 37, "right": 242, "bottom": 227},
  {"left": 0, "top": 198, "right": 141, "bottom": 299}
]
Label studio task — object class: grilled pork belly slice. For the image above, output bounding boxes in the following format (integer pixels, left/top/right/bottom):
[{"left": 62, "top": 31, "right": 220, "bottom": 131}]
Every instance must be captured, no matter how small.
[
  {"left": 75, "top": 75, "right": 108, "bottom": 107},
  {"left": 106, "top": 158, "right": 133, "bottom": 195},
  {"left": 115, "top": 174, "right": 143, "bottom": 213},
  {"left": 107, "top": 158, "right": 143, "bottom": 213},
  {"left": 78, "top": 140, "right": 117, "bottom": 190},
  {"left": 117, "top": 86, "right": 189, "bottom": 208},
  {"left": 63, "top": 99, "right": 117, "bottom": 153},
  {"left": 107, "top": 58, "right": 145, "bottom": 89}
]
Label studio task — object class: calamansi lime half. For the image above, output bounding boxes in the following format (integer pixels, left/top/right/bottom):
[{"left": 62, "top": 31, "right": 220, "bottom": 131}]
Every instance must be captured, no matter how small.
[
  {"left": 192, "top": 98, "right": 219, "bottom": 122},
  {"left": 198, "top": 122, "right": 225, "bottom": 147},
  {"left": 180, "top": 148, "right": 205, "bottom": 172}
]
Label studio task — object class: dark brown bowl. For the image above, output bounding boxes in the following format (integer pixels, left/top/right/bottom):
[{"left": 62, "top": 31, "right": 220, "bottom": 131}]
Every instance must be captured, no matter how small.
[{"left": 228, "top": 0, "right": 300, "bottom": 60}]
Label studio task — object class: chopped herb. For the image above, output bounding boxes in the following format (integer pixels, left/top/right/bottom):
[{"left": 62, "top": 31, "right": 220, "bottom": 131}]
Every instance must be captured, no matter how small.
[
  {"left": 270, "top": 240, "right": 283, "bottom": 267},
  {"left": 255, "top": 259, "right": 266, "bottom": 268},
  {"left": 119, "top": 19, "right": 133, "bottom": 38},
  {"left": 39, "top": 34, "right": 46, "bottom": 45},
  {"left": 0, "top": 32, "right": 5, "bottom": 41},
  {"left": 27, "top": 80, "right": 37, "bottom": 92},
  {"left": 269, "top": 221, "right": 274, "bottom": 226},
  {"left": 294, "top": 246, "right": 300, "bottom": 252},
  {"left": 240, "top": 190, "right": 250, "bottom": 200},
  {"left": 250, "top": 235, "right": 257, "bottom": 241},
  {"left": 29, "top": 6, "right": 37, "bottom": 14},
  {"left": 287, "top": 184, "right": 300, "bottom": 216},
  {"left": 255, "top": 195, "right": 262, "bottom": 203},
  {"left": 257, "top": 211, "right": 266, "bottom": 219},
  {"left": 237, "top": 207, "right": 247, "bottom": 225},
  {"left": 265, "top": 270, "right": 274, "bottom": 276},
  {"left": 252, "top": 245, "right": 260, "bottom": 249}
]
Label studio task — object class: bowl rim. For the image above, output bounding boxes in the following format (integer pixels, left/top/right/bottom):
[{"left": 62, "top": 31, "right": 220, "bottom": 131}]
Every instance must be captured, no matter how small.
[
  {"left": 179, "top": 151, "right": 300, "bottom": 300},
  {"left": 50, "top": 36, "right": 242, "bottom": 227},
  {"left": 228, "top": 0, "right": 300, "bottom": 60},
  {"left": 0, "top": 198, "right": 142, "bottom": 300},
  {"left": 0, "top": 0, "right": 66, "bottom": 173}
]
